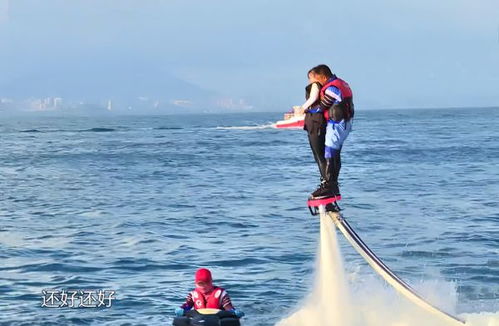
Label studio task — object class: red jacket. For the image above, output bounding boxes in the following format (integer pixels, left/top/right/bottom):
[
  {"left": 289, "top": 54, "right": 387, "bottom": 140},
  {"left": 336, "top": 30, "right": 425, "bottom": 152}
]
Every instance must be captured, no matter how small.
[
  {"left": 320, "top": 78, "right": 353, "bottom": 121},
  {"left": 191, "top": 287, "right": 226, "bottom": 309}
]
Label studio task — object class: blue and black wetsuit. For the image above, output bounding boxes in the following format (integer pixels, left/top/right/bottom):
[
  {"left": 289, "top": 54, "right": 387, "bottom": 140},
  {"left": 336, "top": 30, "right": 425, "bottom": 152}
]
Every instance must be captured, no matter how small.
[{"left": 313, "top": 77, "right": 354, "bottom": 197}]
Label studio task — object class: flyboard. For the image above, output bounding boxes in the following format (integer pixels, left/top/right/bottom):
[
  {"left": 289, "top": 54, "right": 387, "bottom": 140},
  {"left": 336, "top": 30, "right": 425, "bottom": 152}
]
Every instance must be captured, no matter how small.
[
  {"left": 308, "top": 195, "right": 342, "bottom": 215},
  {"left": 313, "top": 205, "right": 466, "bottom": 325}
]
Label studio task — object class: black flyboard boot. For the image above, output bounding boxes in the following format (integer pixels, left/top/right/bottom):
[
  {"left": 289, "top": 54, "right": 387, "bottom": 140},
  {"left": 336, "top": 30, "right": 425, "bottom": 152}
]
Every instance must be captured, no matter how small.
[
  {"left": 310, "top": 183, "right": 335, "bottom": 198},
  {"left": 310, "top": 157, "right": 339, "bottom": 199},
  {"left": 308, "top": 157, "right": 342, "bottom": 215}
]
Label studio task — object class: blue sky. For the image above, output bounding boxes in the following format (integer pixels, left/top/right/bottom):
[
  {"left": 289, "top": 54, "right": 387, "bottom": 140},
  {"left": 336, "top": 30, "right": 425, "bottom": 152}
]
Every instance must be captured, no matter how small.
[{"left": 0, "top": 0, "right": 498, "bottom": 111}]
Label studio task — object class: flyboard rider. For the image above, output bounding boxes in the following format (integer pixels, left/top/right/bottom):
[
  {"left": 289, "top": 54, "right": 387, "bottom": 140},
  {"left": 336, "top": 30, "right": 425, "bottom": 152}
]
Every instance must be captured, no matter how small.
[
  {"left": 302, "top": 69, "right": 326, "bottom": 189},
  {"left": 174, "top": 268, "right": 245, "bottom": 318},
  {"left": 305, "top": 64, "right": 354, "bottom": 211}
]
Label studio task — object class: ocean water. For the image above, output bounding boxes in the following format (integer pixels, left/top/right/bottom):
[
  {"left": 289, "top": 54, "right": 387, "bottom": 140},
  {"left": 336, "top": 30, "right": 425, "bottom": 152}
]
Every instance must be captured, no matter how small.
[{"left": 1, "top": 108, "right": 498, "bottom": 325}]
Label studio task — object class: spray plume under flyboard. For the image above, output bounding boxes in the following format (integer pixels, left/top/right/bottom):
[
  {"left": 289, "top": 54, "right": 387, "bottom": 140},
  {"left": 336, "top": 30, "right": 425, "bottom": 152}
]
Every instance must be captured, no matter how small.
[{"left": 322, "top": 207, "right": 466, "bottom": 325}]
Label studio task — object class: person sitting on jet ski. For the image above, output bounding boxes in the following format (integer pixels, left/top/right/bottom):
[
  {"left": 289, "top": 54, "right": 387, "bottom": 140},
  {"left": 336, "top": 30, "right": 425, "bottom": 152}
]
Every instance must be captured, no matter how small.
[{"left": 174, "top": 268, "right": 245, "bottom": 318}]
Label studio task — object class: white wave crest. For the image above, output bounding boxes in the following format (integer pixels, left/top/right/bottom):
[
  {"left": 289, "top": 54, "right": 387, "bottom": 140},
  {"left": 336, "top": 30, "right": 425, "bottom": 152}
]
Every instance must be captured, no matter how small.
[{"left": 216, "top": 124, "right": 276, "bottom": 130}]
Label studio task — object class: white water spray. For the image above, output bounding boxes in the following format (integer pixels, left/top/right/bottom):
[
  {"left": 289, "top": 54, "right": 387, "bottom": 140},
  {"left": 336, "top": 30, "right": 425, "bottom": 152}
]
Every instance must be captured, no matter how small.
[
  {"left": 277, "top": 214, "right": 352, "bottom": 326},
  {"left": 277, "top": 214, "right": 499, "bottom": 326}
]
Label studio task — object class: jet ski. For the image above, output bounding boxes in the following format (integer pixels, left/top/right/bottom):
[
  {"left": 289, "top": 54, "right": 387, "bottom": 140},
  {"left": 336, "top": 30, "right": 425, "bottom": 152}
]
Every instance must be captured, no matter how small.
[
  {"left": 274, "top": 106, "right": 305, "bottom": 128},
  {"left": 173, "top": 308, "right": 241, "bottom": 326}
]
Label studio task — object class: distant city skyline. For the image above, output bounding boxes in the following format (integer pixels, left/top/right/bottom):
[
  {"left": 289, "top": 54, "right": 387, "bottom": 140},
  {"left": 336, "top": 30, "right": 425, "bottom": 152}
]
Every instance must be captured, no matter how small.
[
  {"left": 1, "top": 0, "right": 498, "bottom": 113},
  {"left": 0, "top": 94, "right": 255, "bottom": 115}
]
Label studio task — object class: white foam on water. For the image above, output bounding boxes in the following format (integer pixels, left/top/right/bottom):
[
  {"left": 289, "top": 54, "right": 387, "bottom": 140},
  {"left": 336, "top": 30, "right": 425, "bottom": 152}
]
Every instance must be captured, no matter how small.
[
  {"left": 277, "top": 215, "right": 499, "bottom": 326},
  {"left": 215, "top": 124, "right": 275, "bottom": 130},
  {"left": 464, "top": 313, "right": 499, "bottom": 326}
]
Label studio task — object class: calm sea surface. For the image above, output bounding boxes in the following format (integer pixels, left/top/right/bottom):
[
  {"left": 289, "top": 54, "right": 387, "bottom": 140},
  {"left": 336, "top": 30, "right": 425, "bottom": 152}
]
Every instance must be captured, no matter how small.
[{"left": 1, "top": 108, "right": 498, "bottom": 325}]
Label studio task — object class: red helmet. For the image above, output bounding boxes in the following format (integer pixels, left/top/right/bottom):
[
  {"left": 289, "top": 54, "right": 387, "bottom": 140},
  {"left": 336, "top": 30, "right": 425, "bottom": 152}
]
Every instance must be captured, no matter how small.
[{"left": 195, "top": 268, "right": 213, "bottom": 283}]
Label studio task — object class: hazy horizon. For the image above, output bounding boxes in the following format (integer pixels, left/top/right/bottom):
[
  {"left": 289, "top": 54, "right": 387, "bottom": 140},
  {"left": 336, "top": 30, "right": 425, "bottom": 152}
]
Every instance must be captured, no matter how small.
[{"left": 1, "top": 0, "right": 498, "bottom": 113}]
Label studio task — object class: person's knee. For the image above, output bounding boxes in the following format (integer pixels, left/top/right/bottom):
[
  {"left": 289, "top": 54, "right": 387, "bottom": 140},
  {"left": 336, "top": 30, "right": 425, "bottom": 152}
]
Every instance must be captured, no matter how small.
[{"left": 324, "top": 146, "right": 338, "bottom": 159}]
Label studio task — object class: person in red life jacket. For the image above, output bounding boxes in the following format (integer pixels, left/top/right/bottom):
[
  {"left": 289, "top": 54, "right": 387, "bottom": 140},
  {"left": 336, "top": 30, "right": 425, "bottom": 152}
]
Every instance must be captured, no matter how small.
[
  {"left": 308, "top": 64, "right": 354, "bottom": 201},
  {"left": 174, "top": 268, "right": 245, "bottom": 318}
]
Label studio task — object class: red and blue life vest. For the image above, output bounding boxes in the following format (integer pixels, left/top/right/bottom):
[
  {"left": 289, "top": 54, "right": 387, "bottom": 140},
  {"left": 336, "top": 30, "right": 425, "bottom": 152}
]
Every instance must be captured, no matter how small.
[
  {"left": 191, "top": 287, "right": 225, "bottom": 309},
  {"left": 320, "top": 78, "right": 354, "bottom": 121}
]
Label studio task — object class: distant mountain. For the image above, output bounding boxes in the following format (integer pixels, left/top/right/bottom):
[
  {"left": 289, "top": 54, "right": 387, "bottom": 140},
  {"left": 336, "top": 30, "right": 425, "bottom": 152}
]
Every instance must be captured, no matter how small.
[{"left": 0, "top": 58, "right": 218, "bottom": 105}]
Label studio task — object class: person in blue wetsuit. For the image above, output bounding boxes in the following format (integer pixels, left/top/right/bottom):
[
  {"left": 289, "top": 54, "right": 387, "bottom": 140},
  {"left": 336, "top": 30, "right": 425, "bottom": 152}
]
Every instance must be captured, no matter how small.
[{"left": 308, "top": 64, "right": 354, "bottom": 199}]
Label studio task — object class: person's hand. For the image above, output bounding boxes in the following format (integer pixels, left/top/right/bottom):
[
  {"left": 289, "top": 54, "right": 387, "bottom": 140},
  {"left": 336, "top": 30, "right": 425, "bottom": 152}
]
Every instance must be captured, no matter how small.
[
  {"left": 231, "top": 309, "right": 245, "bottom": 318},
  {"left": 295, "top": 107, "right": 305, "bottom": 115},
  {"left": 175, "top": 307, "right": 185, "bottom": 317}
]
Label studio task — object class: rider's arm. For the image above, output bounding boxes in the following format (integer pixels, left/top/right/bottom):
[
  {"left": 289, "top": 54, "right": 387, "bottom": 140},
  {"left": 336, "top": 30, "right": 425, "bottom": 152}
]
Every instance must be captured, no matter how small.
[
  {"left": 221, "top": 291, "right": 234, "bottom": 310},
  {"left": 221, "top": 291, "right": 245, "bottom": 318},
  {"left": 319, "top": 86, "right": 342, "bottom": 113},
  {"left": 301, "top": 83, "right": 320, "bottom": 111},
  {"left": 180, "top": 292, "right": 194, "bottom": 310}
]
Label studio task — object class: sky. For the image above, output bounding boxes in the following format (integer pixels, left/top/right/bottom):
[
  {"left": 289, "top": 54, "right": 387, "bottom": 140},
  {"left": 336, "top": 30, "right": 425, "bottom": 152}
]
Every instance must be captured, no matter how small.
[{"left": 0, "top": 0, "right": 498, "bottom": 111}]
